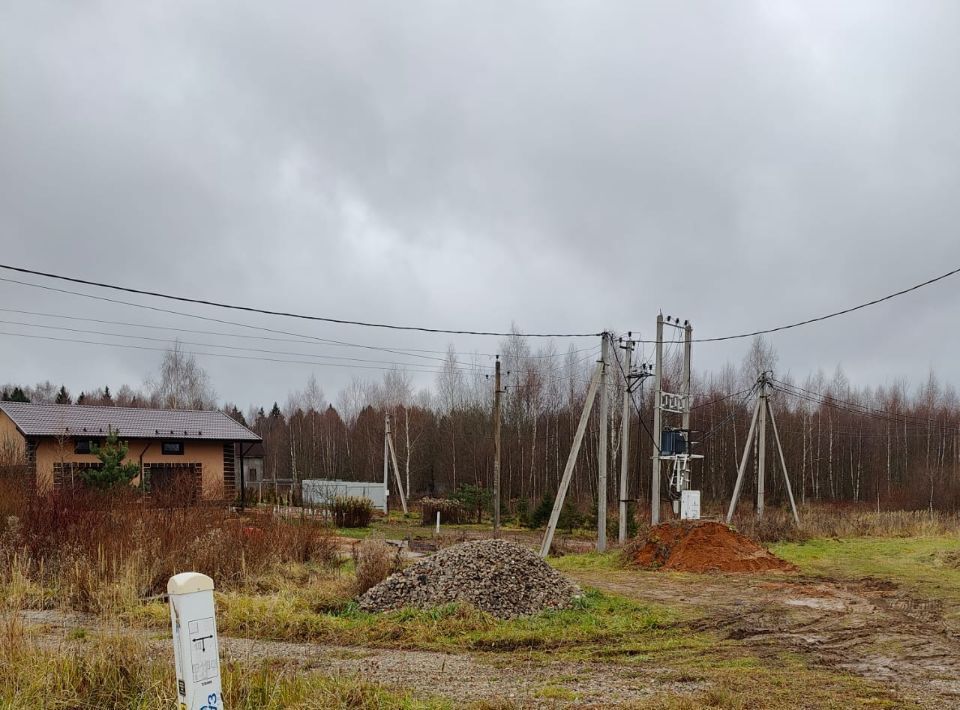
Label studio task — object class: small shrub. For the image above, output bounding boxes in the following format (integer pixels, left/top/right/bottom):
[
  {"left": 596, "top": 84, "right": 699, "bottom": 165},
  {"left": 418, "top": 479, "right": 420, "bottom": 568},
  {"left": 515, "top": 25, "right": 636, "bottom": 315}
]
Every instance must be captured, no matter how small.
[
  {"left": 451, "top": 484, "right": 492, "bottom": 524},
  {"left": 420, "top": 498, "right": 467, "bottom": 526},
  {"left": 351, "top": 538, "right": 402, "bottom": 595},
  {"left": 526, "top": 492, "right": 586, "bottom": 532},
  {"left": 329, "top": 496, "right": 374, "bottom": 528},
  {"left": 529, "top": 492, "right": 554, "bottom": 529},
  {"left": 514, "top": 497, "right": 532, "bottom": 527}
]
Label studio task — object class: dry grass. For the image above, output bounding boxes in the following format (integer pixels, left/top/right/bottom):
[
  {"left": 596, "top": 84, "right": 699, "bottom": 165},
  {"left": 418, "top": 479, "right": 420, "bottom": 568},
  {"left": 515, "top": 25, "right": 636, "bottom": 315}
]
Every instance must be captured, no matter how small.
[
  {"left": 730, "top": 504, "right": 960, "bottom": 542},
  {"left": 0, "top": 487, "right": 337, "bottom": 613},
  {"left": 0, "top": 625, "right": 446, "bottom": 709},
  {"left": 331, "top": 496, "right": 375, "bottom": 528},
  {"left": 351, "top": 537, "right": 404, "bottom": 595}
]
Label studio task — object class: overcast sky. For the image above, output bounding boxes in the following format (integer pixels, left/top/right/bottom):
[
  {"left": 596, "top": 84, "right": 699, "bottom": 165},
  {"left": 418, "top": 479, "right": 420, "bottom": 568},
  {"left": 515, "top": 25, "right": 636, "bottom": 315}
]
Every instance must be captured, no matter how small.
[{"left": 2, "top": 1, "right": 959, "bottom": 409}]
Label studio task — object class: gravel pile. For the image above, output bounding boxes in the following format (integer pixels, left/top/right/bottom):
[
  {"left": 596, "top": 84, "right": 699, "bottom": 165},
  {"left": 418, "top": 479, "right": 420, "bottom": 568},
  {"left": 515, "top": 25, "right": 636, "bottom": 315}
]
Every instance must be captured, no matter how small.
[{"left": 357, "top": 539, "right": 582, "bottom": 619}]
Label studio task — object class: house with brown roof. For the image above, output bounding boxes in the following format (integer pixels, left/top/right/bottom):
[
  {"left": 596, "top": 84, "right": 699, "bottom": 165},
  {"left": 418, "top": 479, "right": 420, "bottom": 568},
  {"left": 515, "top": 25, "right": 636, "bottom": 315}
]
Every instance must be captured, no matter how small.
[{"left": 0, "top": 401, "right": 261, "bottom": 499}]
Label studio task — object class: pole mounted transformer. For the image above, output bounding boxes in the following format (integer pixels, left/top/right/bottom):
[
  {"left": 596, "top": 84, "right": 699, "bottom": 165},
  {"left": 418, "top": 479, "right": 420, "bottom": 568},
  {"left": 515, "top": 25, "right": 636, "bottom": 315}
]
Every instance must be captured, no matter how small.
[{"left": 652, "top": 316, "right": 702, "bottom": 524}]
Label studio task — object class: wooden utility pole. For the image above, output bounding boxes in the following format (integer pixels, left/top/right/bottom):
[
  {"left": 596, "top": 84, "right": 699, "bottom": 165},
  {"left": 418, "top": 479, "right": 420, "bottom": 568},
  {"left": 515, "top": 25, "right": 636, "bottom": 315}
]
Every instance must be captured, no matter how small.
[
  {"left": 597, "top": 333, "right": 610, "bottom": 552},
  {"left": 618, "top": 337, "right": 634, "bottom": 544},
  {"left": 540, "top": 362, "right": 603, "bottom": 557},
  {"left": 493, "top": 355, "right": 502, "bottom": 538},
  {"left": 385, "top": 414, "right": 408, "bottom": 514},
  {"left": 651, "top": 315, "right": 664, "bottom": 525}
]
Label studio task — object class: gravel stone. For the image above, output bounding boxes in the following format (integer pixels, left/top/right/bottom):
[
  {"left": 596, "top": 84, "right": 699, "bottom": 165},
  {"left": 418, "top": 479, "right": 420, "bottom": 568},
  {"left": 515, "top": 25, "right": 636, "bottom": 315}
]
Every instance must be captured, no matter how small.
[{"left": 357, "top": 539, "right": 582, "bottom": 619}]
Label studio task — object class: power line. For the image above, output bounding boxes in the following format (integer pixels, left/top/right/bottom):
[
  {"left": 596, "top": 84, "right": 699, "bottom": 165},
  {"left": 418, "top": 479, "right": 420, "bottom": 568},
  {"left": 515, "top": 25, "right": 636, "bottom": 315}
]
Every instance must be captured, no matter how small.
[
  {"left": 633, "top": 264, "right": 960, "bottom": 344},
  {"left": 690, "top": 385, "right": 757, "bottom": 411},
  {"left": 608, "top": 338, "right": 660, "bottom": 454},
  {"left": 0, "top": 319, "right": 489, "bottom": 372},
  {"left": 0, "top": 264, "right": 601, "bottom": 338},
  {"left": 697, "top": 383, "right": 759, "bottom": 440},
  {"left": 0, "top": 281, "right": 597, "bottom": 367},
  {"left": 770, "top": 378, "right": 938, "bottom": 424},
  {"left": 0, "top": 330, "right": 458, "bottom": 374},
  {"left": 770, "top": 384, "right": 936, "bottom": 426}
]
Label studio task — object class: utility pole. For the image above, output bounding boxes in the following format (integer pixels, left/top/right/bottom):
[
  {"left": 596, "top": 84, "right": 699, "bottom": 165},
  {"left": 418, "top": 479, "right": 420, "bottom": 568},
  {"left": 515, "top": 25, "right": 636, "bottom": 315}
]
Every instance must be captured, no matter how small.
[
  {"left": 385, "top": 414, "right": 408, "bottom": 514},
  {"left": 651, "top": 315, "right": 664, "bottom": 525},
  {"left": 726, "top": 373, "right": 800, "bottom": 525},
  {"left": 618, "top": 336, "right": 634, "bottom": 544},
  {"left": 493, "top": 355, "right": 502, "bottom": 538},
  {"left": 682, "top": 322, "right": 692, "bottom": 435},
  {"left": 757, "top": 376, "right": 768, "bottom": 519},
  {"left": 597, "top": 334, "right": 610, "bottom": 552},
  {"left": 383, "top": 413, "right": 390, "bottom": 512}
]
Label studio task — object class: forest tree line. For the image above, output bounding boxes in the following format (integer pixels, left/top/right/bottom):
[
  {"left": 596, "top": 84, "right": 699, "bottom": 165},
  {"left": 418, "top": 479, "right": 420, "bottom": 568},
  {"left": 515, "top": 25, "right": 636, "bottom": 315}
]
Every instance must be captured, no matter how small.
[{"left": 5, "top": 336, "right": 960, "bottom": 513}]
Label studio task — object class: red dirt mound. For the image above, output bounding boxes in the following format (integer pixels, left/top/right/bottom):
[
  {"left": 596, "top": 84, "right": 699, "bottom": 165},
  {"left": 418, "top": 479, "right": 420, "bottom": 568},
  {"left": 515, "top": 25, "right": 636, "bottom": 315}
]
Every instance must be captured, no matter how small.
[{"left": 629, "top": 521, "right": 797, "bottom": 573}]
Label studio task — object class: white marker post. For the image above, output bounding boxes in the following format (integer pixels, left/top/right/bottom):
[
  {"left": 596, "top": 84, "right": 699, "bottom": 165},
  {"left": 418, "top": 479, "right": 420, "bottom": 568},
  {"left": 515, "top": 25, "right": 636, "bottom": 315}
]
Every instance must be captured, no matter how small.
[{"left": 168, "top": 572, "right": 223, "bottom": 710}]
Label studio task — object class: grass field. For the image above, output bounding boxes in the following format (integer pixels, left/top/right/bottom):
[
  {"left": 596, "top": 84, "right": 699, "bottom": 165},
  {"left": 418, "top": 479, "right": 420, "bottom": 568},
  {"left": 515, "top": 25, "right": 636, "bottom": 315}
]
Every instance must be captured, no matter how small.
[
  {"left": 4, "top": 498, "right": 960, "bottom": 707},
  {"left": 775, "top": 535, "right": 960, "bottom": 625}
]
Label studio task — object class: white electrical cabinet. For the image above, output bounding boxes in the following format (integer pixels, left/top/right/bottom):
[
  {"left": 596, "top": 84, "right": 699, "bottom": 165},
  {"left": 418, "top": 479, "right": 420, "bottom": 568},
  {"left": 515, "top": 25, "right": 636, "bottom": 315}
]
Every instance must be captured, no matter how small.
[
  {"left": 680, "top": 490, "right": 701, "bottom": 520},
  {"left": 168, "top": 572, "right": 223, "bottom": 710}
]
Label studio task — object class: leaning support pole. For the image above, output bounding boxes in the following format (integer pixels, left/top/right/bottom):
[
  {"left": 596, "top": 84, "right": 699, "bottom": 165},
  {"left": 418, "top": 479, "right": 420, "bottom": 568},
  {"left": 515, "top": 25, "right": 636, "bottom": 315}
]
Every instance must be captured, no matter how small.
[
  {"left": 766, "top": 398, "right": 801, "bottom": 525},
  {"left": 725, "top": 395, "right": 762, "bottom": 523},
  {"left": 386, "top": 422, "right": 408, "bottom": 514},
  {"left": 540, "top": 363, "right": 603, "bottom": 558}
]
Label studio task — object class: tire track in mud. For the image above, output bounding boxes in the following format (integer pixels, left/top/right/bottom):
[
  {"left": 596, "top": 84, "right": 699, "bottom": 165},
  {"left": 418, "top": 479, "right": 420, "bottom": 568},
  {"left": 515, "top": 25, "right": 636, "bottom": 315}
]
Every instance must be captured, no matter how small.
[{"left": 574, "top": 570, "right": 960, "bottom": 709}]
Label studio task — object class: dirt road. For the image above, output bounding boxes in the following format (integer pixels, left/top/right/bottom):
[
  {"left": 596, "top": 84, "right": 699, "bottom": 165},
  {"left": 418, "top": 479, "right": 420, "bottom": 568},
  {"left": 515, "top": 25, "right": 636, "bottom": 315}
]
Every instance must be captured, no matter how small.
[{"left": 571, "top": 568, "right": 960, "bottom": 709}]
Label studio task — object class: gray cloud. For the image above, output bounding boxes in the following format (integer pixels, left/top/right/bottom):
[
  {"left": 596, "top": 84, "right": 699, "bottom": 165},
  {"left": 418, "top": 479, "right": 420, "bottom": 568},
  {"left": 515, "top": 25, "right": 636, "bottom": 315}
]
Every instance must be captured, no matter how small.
[{"left": 2, "top": 1, "right": 960, "bottom": 407}]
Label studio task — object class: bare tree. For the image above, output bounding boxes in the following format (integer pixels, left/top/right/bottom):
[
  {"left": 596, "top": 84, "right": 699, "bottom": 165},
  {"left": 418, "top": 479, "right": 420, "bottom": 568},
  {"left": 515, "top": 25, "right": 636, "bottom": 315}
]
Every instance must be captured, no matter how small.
[{"left": 147, "top": 342, "right": 216, "bottom": 410}]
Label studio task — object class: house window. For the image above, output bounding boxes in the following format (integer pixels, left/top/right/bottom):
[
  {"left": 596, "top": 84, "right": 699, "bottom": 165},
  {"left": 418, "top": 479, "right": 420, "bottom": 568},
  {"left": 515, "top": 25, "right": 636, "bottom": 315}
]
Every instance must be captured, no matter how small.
[
  {"left": 74, "top": 440, "right": 95, "bottom": 454},
  {"left": 161, "top": 441, "right": 184, "bottom": 456}
]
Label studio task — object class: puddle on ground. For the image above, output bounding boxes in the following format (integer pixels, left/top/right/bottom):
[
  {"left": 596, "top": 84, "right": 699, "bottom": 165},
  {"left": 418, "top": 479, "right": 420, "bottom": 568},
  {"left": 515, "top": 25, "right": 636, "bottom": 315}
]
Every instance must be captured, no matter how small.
[{"left": 782, "top": 596, "right": 848, "bottom": 612}]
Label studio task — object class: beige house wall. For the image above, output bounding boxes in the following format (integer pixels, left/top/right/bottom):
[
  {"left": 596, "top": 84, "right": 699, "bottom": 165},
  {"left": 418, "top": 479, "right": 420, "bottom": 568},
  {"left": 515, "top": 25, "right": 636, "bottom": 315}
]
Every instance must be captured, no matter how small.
[
  {"left": 35, "top": 438, "right": 227, "bottom": 497},
  {"left": 0, "top": 411, "right": 26, "bottom": 464}
]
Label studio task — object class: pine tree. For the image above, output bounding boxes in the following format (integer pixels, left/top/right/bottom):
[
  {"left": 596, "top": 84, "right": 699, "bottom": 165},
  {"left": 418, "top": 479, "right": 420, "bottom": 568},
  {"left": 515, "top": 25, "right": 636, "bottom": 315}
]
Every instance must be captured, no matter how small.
[
  {"left": 9, "top": 387, "right": 29, "bottom": 403},
  {"left": 84, "top": 428, "right": 139, "bottom": 489},
  {"left": 55, "top": 386, "right": 72, "bottom": 404},
  {"left": 76, "top": 392, "right": 86, "bottom": 405},
  {"left": 103, "top": 386, "right": 113, "bottom": 404}
]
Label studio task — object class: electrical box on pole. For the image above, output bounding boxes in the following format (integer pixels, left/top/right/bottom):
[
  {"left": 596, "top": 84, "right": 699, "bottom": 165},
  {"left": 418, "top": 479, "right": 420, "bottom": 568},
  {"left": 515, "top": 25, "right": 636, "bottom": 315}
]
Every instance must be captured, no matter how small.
[
  {"left": 168, "top": 572, "right": 222, "bottom": 710},
  {"left": 652, "top": 316, "right": 702, "bottom": 523}
]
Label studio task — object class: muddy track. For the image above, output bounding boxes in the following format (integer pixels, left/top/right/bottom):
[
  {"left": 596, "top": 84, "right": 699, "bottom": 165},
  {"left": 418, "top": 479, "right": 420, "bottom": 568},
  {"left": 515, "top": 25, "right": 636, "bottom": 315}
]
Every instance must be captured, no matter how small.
[
  {"left": 573, "top": 570, "right": 960, "bottom": 708},
  {"left": 16, "top": 608, "right": 700, "bottom": 708}
]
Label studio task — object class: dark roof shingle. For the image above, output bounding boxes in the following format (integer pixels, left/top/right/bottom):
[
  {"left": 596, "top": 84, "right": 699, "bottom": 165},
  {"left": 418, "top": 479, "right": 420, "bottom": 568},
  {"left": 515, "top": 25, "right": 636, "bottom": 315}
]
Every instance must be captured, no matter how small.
[{"left": 0, "top": 402, "right": 260, "bottom": 441}]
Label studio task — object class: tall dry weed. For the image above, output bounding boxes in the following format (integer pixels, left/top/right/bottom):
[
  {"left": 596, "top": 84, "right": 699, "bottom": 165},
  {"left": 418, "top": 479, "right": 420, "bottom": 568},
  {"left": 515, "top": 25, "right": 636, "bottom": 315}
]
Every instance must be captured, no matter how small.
[
  {"left": 351, "top": 538, "right": 403, "bottom": 595},
  {"left": 730, "top": 503, "right": 960, "bottom": 542}
]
